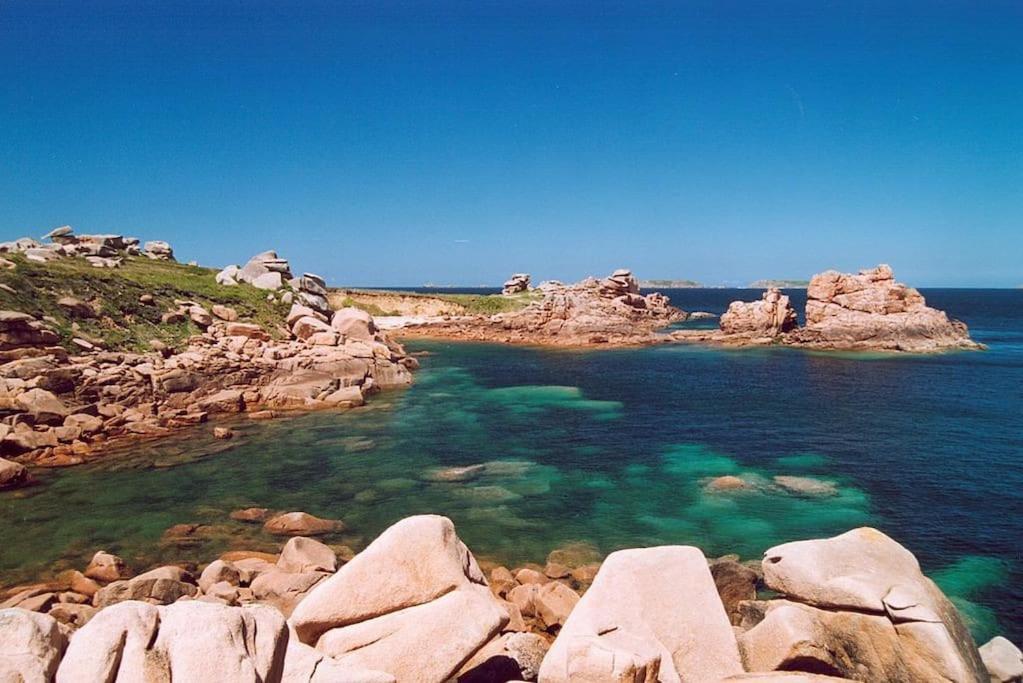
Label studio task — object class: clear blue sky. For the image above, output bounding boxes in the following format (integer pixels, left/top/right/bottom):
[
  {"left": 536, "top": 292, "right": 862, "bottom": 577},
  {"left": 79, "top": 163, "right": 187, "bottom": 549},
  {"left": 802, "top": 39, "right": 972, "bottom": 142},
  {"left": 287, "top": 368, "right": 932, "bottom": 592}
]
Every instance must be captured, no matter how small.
[{"left": 2, "top": 1, "right": 1020, "bottom": 286}]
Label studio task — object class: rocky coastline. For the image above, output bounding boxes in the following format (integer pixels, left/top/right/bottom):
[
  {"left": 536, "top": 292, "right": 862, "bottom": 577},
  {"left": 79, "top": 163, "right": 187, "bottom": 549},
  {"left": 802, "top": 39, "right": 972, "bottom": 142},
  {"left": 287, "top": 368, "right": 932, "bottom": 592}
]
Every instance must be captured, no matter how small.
[
  {"left": 0, "top": 228, "right": 415, "bottom": 481},
  {"left": 0, "top": 515, "right": 1019, "bottom": 682},
  {"left": 398, "top": 269, "right": 688, "bottom": 347}
]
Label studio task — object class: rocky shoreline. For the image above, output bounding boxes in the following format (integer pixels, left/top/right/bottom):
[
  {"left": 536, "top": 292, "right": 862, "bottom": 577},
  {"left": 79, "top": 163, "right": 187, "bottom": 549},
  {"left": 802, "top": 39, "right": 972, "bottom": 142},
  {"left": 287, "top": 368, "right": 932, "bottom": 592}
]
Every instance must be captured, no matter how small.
[
  {"left": 399, "top": 265, "right": 982, "bottom": 354},
  {"left": 0, "top": 515, "right": 1019, "bottom": 682},
  {"left": 0, "top": 229, "right": 416, "bottom": 481}
]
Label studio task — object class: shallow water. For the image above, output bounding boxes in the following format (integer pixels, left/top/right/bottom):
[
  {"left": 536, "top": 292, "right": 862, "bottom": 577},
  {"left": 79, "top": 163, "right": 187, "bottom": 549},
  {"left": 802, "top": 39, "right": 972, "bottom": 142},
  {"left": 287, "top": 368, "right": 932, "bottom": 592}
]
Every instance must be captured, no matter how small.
[{"left": 1, "top": 288, "right": 1021, "bottom": 642}]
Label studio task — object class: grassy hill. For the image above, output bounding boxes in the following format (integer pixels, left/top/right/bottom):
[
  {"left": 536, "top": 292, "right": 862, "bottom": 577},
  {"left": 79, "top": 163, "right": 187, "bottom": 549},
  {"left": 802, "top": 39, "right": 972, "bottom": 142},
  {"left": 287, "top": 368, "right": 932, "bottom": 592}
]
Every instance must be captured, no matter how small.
[{"left": 0, "top": 254, "right": 288, "bottom": 352}]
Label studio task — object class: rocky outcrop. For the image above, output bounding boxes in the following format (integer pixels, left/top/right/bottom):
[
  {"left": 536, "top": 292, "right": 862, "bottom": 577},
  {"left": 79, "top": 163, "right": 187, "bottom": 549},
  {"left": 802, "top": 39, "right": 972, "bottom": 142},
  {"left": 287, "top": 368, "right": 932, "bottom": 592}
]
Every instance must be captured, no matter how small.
[
  {"left": 55, "top": 600, "right": 287, "bottom": 682},
  {"left": 0, "top": 517, "right": 1014, "bottom": 683},
  {"left": 0, "top": 456, "right": 30, "bottom": 489},
  {"left": 0, "top": 608, "right": 66, "bottom": 682},
  {"left": 737, "top": 527, "right": 988, "bottom": 681},
  {"left": 1, "top": 226, "right": 175, "bottom": 267},
  {"left": 538, "top": 545, "right": 744, "bottom": 682},
  {"left": 502, "top": 273, "right": 531, "bottom": 295},
  {"left": 677, "top": 265, "right": 981, "bottom": 353},
  {"left": 402, "top": 269, "right": 686, "bottom": 347},
  {"left": 719, "top": 287, "right": 798, "bottom": 337},
  {"left": 289, "top": 515, "right": 508, "bottom": 683}
]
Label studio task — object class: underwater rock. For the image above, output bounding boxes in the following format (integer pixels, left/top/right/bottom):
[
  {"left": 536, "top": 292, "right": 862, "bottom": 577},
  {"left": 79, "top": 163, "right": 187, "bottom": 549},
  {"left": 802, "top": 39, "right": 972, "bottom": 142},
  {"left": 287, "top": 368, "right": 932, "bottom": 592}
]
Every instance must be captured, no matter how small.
[
  {"left": 772, "top": 475, "right": 838, "bottom": 497},
  {"left": 421, "top": 464, "right": 487, "bottom": 482}
]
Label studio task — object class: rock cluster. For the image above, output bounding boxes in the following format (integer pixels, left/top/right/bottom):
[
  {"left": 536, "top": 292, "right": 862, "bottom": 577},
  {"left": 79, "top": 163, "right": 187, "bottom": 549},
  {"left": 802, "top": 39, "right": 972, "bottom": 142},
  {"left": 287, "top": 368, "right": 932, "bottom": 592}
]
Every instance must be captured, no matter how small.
[
  {"left": 0, "top": 226, "right": 176, "bottom": 268},
  {"left": 789, "top": 264, "right": 980, "bottom": 352},
  {"left": 719, "top": 287, "right": 798, "bottom": 337},
  {"left": 502, "top": 273, "right": 531, "bottom": 295},
  {"left": 0, "top": 518, "right": 1014, "bottom": 683},
  {"left": 705, "top": 265, "right": 981, "bottom": 353},
  {"left": 0, "top": 310, "right": 413, "bottom": 469},
  {"left": 403, "top": 269, "right": 686, "bottom": 346}
]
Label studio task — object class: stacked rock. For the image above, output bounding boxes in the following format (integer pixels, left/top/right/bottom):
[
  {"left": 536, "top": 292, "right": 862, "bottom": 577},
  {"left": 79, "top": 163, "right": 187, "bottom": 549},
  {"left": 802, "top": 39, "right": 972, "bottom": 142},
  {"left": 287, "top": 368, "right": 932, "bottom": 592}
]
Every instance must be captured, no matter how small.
[
  {"left": 599, "top": 268, "right": 640, "bottom": 298},
  {"left": 719, "top": 287, "right": 798, "bottom": 337},
  {"left": 0, "top": 226, "right": 174, "bottom": 268},
  {"left": 0, "top": 311, "right": 61, "bottom": 356},
  {"left": 218, "top": 251, "right": 293, "bottom": 291},
  {"left": 502, "top": 273, "right": 531, "bottom": 295}
]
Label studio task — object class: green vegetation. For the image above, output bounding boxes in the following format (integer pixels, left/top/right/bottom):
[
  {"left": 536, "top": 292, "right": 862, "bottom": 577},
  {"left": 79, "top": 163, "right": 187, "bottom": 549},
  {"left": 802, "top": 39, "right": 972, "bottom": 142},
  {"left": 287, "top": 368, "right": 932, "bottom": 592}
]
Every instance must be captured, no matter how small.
[
  {"left": 335, "top": 296, "right": 398, "bottom": 317},
  {"left": 434, "top": 291, "right": 538, "bottom": 314},
  {"left": 0, "top": 254, "right": 288, "bottom": 352}
]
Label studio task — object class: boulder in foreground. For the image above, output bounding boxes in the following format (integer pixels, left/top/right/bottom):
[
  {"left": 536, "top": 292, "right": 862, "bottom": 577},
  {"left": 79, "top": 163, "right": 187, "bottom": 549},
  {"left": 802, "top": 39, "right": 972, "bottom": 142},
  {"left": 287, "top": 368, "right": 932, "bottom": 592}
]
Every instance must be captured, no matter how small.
[{"left": 538, "top": 545, "right": 744, "bottom": 682}]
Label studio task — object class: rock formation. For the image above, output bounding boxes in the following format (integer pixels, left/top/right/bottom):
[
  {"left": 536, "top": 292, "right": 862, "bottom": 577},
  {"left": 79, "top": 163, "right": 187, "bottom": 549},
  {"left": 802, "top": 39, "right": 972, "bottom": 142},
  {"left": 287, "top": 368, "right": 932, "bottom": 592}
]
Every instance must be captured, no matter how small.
[
  {"left": 719, "top": 287, "right": 798, "bottom": 337},
  {"left": 787, "top": 264, "right": 981, "bottom": 352},
  {"left": 502, "top": 273, "right": 531, "bottom": 295},
  {"left": 0, "top": 517, "right": 1015, "bottom": 683},
  {"left": 737, "top": 527, "right": 989, "bottom": 681},
  {"left": 402, "top": 269, "right": 686, "bottom": 346},
  {"left": 0, "top": 226, "right": 176, "bottom": 267},
  {"left": 678, "top": 265, "right": 981, "bottom": 352}
]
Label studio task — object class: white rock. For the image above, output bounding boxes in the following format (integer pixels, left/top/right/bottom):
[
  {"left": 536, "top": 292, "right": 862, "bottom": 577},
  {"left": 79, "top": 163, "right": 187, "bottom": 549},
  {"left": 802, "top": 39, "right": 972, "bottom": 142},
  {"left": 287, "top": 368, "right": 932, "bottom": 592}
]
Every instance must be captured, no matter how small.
[{"left": 0, "top": 608, "right": 66, "bottom": 682}]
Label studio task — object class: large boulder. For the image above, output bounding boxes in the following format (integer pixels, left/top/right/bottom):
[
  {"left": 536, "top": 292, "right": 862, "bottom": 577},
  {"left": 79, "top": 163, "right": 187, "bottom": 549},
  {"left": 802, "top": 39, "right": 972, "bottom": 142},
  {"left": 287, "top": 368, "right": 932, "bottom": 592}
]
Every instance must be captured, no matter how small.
[
  {"left": 277, "top": 536, "right": 338, "bottom": 574},
  {"left": 538, "top": 546, "right": 744, "bottom": 682},
  {"left": 502, "top": 273, "right": 531, "bottom": 295},
  {"left": 282, "top": 637, "right": 395, "bottom": 683},
  {"left": 263, "top": 512, "right": 345, "bottom": 536},
  {"left": 0, "top": 456, "right": 30, "bottom": 490},
  {"left": 980, "top": 636, "right": 1023, "bottom": 682},
  {"left": 0, "top": 608, "right": 66, "bottom": 682},
  {"left": 56, "top": 600, "right": 288, "bottom": 682},
  {"left": 330, "top": 307, "right": 377, "bottom": 342},
  {"left": 289, "top": 515, "right": 508, "bottom": 683},
  {"left": 788, "top": 265, "right": 979, "bottom": 351},
  {"left": 16, "top": 388, "right": 71, "bottom": 425},
  {"left": 720, "top": 287, "right": 798, "bottom": 337},
  {"left": 143, "top": 240, "right": 175, "bottom": 261},
  {"left": 738, "top": 527, "right": 988, "bottom": 682}
]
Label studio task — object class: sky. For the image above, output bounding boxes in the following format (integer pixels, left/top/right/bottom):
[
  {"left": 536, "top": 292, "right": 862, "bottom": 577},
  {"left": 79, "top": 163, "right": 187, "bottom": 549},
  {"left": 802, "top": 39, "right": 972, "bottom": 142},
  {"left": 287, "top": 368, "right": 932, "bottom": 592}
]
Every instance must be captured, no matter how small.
[{"left": 1, "top": 1, "right": 1021, "bottom": 287}]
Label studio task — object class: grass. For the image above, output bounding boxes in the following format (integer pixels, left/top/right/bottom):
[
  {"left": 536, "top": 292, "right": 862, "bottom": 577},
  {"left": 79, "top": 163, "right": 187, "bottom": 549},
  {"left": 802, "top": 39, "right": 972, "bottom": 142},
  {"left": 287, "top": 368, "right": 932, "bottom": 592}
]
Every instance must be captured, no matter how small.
[
  {"left": 0, "top": 253, "right": 289, "bottom": 352},
  {"left": 335, "top": 296, "right": 398, "bottom": 317},
  {"left": 434, "top": 292, "right": 539, "bottom": 314}
]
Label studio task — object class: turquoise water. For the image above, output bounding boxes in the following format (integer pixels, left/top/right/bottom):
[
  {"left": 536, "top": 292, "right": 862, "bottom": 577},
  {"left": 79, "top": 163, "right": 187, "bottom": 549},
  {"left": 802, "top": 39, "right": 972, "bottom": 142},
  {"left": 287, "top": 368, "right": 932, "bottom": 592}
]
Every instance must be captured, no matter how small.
[{"left": 1, "top": 288, "right": 1021, "bottom": 643}]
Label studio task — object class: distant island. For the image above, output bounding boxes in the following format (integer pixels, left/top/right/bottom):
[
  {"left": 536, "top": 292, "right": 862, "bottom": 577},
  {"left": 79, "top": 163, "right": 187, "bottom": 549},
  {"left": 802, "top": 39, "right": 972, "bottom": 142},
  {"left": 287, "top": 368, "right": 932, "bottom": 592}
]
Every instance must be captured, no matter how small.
[
  {"left": 748, "top": 279, "right": 810, "bottom": 288},
  {"left": 639, "top": 278, "right": 703, "bottom": 288}
]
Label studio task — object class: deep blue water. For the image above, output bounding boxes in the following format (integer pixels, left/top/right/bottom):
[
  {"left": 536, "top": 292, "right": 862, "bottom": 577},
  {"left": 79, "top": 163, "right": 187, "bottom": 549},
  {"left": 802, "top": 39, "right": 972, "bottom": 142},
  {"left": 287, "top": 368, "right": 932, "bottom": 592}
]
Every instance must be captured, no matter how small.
[{"left": 1, "top": 288, "right": 1020, "bottom": 643}]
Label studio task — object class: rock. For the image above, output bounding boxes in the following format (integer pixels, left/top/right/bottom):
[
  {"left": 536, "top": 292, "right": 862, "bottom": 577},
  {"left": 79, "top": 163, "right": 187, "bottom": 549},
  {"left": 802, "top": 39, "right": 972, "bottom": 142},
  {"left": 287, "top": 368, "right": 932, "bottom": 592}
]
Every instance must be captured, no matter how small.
[
  {"left": 0, "top": 456, "right": 30, "bottom": 490},
  {"left": 502, "top": 273, "right": 531, "bottom": 296},
  {"left": 57, "top": 296, "right": 97, "bottom": 319},
  {"left": 739, "top": 527, "right": 988, "bottom": 681},
  {"left": 277, "top": 536, "right": 338, "bottom": 574},
  {"left": 282, "top": 637, "right": 396, "bottom": 683},
  {"left": 772, "top": 475, "right": 838, "bottom": 497},
  {"left": 322, "top": 385, "right": 364, "bottom": 407},
  {"left": 422, "top": 464, "right": 487, "bottom": 482},
  {"left": 44, "top": 225, "right": 74, "bottom": 239},
  {"left": 213, "top": 426, "right": 235, "bottom": 439},
  {"left": 56, "top": 600, "right": 287, "bottom": 682},
  {"left": 0, "top": 608, "right": 65, "bottom": 682},
  {"left": 706, "top": 475, "right": 751, "bottom": 492},
  {"left": 515, "top": 568, "right": 549, "bottom": 585},
  {"left": 16, "top": 388, "right": 71, "bottom": 425},
  {"left": 538, "top": 546, "right": 744, "bottom": 682},
  {"left": 143, "top": 240, "right": 175, "bottom": 260},
  {"left": 263, "top": 511, "right": 345, "bottom": 536},
  {"left": 289, "top": 515, "right": 507, "bottom": 683},
  {"left": 720, "top": 287, "right": 797, "bottom": 337},
  {"left": 232, "top": 507, "right": 271, "bottom": 523},
  {"left": 457, "top": 632, "right": 549, "bottom": 682},
  {"left": 68, "top": 571, "right": 100, "bottom": 598},
  {"left": 507, "top": 584, "right": 539, "bottom": 617},
  {"left": 84, "top": 551, "right": 132, "bottom": 583},
  {"left": 788, "top": 264, "right": 980, "bottom": 352},
  {"left": 211, "top": 304, "right": 238, "bottom": 321},
  {"left": 49, "top": 602, "right": 99, "bottom": 629},
  {"left": 330, "top": 307, "right": 377, "bottom": 341},
  {"left": 709, "top": 559, "right": 758, "bottom": 625},
  {"left": 250, "top": 570, "right": 328, "bottom": 616},
  {"left": 292, "top": 316, "right": 335, "bottom": 341},
  {"left": 198, "top": 388, "right": 245, "bottom": 413},
  {"left": 199, "top": 560, "right": 241, "bottom": 593},
  {"left": 253, "top": 271, "right": 285, "bottom": 290},
  {"left": 287, "top": 303, "right": 327, "bottom": 326},
  {"left": 225, "top": 322, "right": 270, "bottom": 340},
  {"left": 980, "top": 636, "right": 1023, "bottom": 682},
  {"left": 534, "top": 581, "right": 580, "bottom": 629},
  {"left": 188, "top": 304, "right": 213, "bottom": 328},
  {"left": 93, "top": 573, "right": 198, "bottom": 608}
]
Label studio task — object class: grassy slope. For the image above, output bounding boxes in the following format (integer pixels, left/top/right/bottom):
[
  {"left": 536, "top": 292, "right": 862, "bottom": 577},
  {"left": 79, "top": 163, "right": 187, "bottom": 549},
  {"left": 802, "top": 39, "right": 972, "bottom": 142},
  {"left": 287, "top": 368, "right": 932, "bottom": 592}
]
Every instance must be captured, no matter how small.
[
  {"left": 331, "top": 289, "right": 539, "bottom": 316},
  {"left": 0, "top": 254, "right": 288, "bottom": 352}
]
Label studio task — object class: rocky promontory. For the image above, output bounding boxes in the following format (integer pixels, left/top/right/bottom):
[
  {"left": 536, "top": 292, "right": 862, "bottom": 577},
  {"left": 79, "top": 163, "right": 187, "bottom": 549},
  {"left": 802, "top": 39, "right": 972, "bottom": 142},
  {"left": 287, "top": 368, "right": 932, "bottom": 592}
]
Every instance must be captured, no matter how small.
[
  {"left": 0, "top": 229, "right": 416, "bottom": 471},
  {"left": 675, "top": 265, "right": 981, "bottom": 353},
  {"left": 399, "top": 269, "right": 687, "bottom": 347},
  {"left": 0, "top": 515, "right": 1018, "bottom": 682}
]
